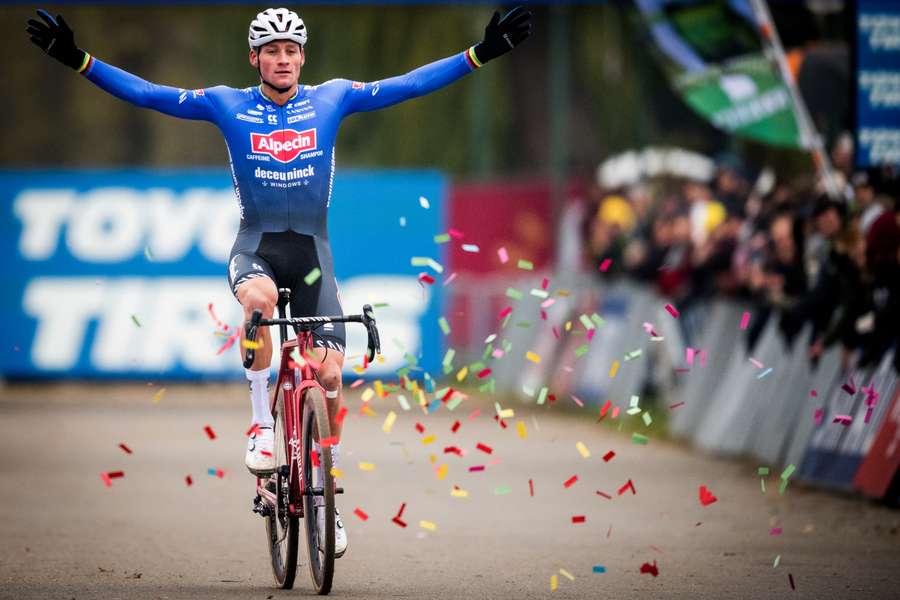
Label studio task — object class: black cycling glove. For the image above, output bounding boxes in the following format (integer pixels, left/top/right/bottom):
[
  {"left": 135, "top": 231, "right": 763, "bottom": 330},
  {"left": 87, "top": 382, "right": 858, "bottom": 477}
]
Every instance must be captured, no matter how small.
[
  {"left": 26, "top": 9, "right": 88, "bottom": 71},
  {"left": 472, "top": 6, "right": 533, "bottom": 65}
]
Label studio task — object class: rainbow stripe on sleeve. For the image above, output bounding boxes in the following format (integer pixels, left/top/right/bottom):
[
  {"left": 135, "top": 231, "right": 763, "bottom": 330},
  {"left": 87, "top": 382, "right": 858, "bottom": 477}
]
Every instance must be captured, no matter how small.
[{"left": 465, "top": 46, "right": 483, "bottom": 70}]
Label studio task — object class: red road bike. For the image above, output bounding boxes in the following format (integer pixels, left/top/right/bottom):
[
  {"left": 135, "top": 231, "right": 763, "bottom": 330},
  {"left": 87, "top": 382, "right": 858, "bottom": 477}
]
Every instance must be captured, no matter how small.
[{"left": 243, "top": 288, "right": 380, "bottom": 594}]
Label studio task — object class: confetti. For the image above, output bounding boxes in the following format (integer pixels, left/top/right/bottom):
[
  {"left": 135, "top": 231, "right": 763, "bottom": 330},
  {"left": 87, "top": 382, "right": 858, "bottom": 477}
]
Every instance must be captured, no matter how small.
[
  {"left": 468, "top": 465, "right": 485, "bottom": 472},
  {"left": 497, "top": 247, "right": 509, "bottom": 263},
  {"left": 699, "top": 485, "right": 717, "bottom": 506},
  {"left": 592, "top": 565, "right": 607, "bottom": 574},
  {"left": 419, "top": 520, "right": 436, "bottom": 531},
  {"left": 476, "top": 442, "right": 493, "bottom": 454},
  {"left": 525, "top": 351, "right": 541, "bottom": 364},
  {"left": 559, "top": 568, "right": 574, "bottom": 581},
  {"left": 576, "top": 441, "right": 591, "bottom": 458},
  {"left": 438, "top": 317, "right": 451, "bottom": 335},
  {"left": 451, "top": 488, "right": 469, "bottom": 498},
  {"left": 571, "top": 515, "right": 586, "bottom": 524},
  {"left": 392, "top": 517, "right": 407, "bottom": 528},
  {"left": 617, "top": 479, "right": 636, "bottom": 495},
  {"left": 639, "top": 561, "right": 659, "bottom": 577},
  {"left": 419, "top": 196, "right": 430, "bottom": 209},
  {"left": 303, "top": 267, "right": 322, "bottom": 286},
  {"left": 789, "top": 573, "right": 795, "bottom": 590},
  {"left": 130, "top": 315, "right": 141, "bottom": 327},
  {"left": 563, "top": 475, "right": 578, "bottom": 488},
  {"left": 603, "top": 450, "right": 615, "bottom": 462},
  {"left": 517, "top": 259, "right": 534, "bottom": 270},
  {"left": 757, "top": 367, "right": 773, "bottom": 379},
  {"left": 773, "top": 555, "right": 781, "bottom": 568},
  {"left": 599, "top": 258, "right": 612, "bottom": 272},
  {"left": 631, "top": 433, "right": 649, "bottom": 445},
  {"left": 550, "top": 574, "right": 558, "bottom": 591},
  {"left": 461, "top": 244, "right": 480, "bottom": 253},
  {"left": 118, "top": 443, "right": 132, "bottom": 454},
  {"left": 749, "top": 357, "right": 765, "bottom": 369},
  {"left": 529, "top": 478, "right": 534, "bottom": 497},
  {"left": 382, "top": 411, "right": 397, "bottom": 433},
  {"left": 204, "top": 425, "right": 216, "bottom": 440},
  {"left": 494, "top": 485, "right": 512, "bottom": 495},
  {"left": 451, "top": 420, "right": 461, "bottom": 433},
  {"left": 596, "top": 490, "right": 612, "bottom": 499},
  {"left": 358, "top": 462, "right": 375, "bottom": 471},
  {"left": 608, "top": 361, "right": 620, "bottom": 378},
  {"left": 422, "top": 434, "right": 436, "bottom": 445},
  {"left": 664, "top": 303, "right": 680, "bottom": 318},
  {"left": 770, "top": 527, "right": 782, "bottom": 536},
  {"left": 739, "top": 311, "right": 751, "bottom": 329},
  {"left": 354, "top": 508, "right": 369, "bottom": 521},
  {"left": 152, "top": 387, "right": 167, "bottom": 403},
  {"left": 433, "top": 233, "right": 450, "bottom": 244},
  {"left": 185, "top": 475, "right": 193, "bottom": 486},
  {"left": 418, "top": 273, "right": 435, "bottom": 285},
  {"left": 320, "top": 436, "right": 339, "bottom": 447},
  {"left": 779, "top": 464, "right": 796, "bottom": 494},
  {"left": 832, "top": 415, "right": 853, "bottom": 426}
]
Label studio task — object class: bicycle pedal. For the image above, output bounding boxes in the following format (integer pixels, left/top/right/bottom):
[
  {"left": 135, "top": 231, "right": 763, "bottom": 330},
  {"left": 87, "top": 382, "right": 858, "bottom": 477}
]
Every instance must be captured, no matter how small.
[{"left": 252, "top": 495, "right": 271, "bottom": 517}]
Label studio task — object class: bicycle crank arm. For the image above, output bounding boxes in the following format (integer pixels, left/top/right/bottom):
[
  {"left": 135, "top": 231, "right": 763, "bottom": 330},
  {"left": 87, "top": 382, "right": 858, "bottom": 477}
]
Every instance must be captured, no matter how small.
[{"left": 303, "top": 486, "right": 345, "bottom": 496}]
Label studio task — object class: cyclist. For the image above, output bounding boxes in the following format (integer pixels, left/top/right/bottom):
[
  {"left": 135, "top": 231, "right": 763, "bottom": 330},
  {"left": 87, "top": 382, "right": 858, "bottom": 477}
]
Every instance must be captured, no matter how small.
[{"left": 26, "top": 6, "right": 532, "bottom": 558}]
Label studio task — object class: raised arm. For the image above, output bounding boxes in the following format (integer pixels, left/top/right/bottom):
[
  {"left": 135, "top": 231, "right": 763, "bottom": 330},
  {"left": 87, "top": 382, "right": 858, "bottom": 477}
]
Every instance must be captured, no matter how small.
[
  {"left": 26, "top": 9, "right": 217, "bottom": 122},
  {"left": 340, "top": 6, "right": 532, "bottom": 117}
]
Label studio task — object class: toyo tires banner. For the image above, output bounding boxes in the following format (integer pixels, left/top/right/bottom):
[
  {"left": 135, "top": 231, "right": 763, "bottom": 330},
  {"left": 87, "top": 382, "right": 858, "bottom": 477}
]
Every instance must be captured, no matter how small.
[{"left": 0, "top": 169, "right": 446, "bottom": 379}]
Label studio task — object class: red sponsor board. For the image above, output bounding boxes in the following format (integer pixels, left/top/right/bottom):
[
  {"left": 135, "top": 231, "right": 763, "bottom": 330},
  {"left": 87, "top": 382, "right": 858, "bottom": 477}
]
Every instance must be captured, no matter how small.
[
  {"left": 854, "top": 387, "right": 900, "bottom": 500},
  {"left": 250, "top": 128, "right": 317, "bottom": 163}
]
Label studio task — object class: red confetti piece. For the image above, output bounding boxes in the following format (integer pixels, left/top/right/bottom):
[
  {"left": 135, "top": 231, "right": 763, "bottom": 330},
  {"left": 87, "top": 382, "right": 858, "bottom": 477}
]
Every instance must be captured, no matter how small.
[
  {"left": 617, "top": 479, "right": 636, "bottom": 495},
  {"left": 215, "top": 331, "right": 240, "bottom": 355},
  {"left": 477, "top": 368, "right": 492, "bottom": 378},
  {"left": 415, "top": 422, "right": 425, "bottom": 434},
  {"left": 476, "top": 442, "right": 493, "bottom": 454},
  {"left": 699, "top": 485, "right": 717, "bottom": 506},
  {"left": 563, "top": 475, "right": 578, "bottom": 488},
  {"left": 529, "top": 478, "right": 534, "bottom": 497},
  {"left": 392, "top": 517, "right": 407, "bottom": 528},
  {"left": 599, "top": 258, "right": 612, "bottom": 272},
  {"left": 260, "top": 451, "right": 272, "bottom": 457},
  {"left": 552, "top": 326, "right": 560, "bottom": 339},
  {"left": 599, "top": 399, "right": 612, "bottom": 419},
  {"left": 118, "top": 443, "right": 132, "bottom": 454},
  {"left": 185, "top": 475, "right": 193, "bottom": 486},
  {"left": 440, "top": 388, "right": 454, "bottom": 402},
  {"left": 444, "top": 446, "right": 462, "bottom": 456},
  {"left": 417, "top": 272, "right": 435, "bottom": 285},
  {"left": 311, "top": 450, "right": 320, "bottom": 467},
  {"left": 571, "top": 515, "right": 586, "bottom": 524},
  {"left": 668, "top": 401, "right": 685, "bottom": 409},
  {"left": 596, "top": 490, "right": 612, "bottom": 500},
  {"left": 204, "top": 425, "right": 216, "bottom": 440},
  {"left": 320, "top": 436, "right": 338, "bottom": 447},
  {"left": 602, "top": 451, "right": 615, "bottom": 462},
  {"left": 639, "top": 561, "right": 659, "bottom": 577},
  {"left": 498, "top": 306, "right": 512, "bottom": 319},
  {"left": 215, "top": 469, "right": 225, "bottom": 478},
  {"left": 451, "top": 420, "right": 461, "bottom": 433},
  {"left": 354, "top": 508, "right": 369, "bottom": 521},
  {"left": 245, "top": 424, "right": 261, "bottom": 437},
  {"left": 809, "top": 389, "right": 817, "bottom": 397},
  {"left": 541, "top": 277, "right": 549, "bottom": 289},
  {"left": 664, "top": 303, "right": 680, "bottom": 318},
  {"left": 469, "top": 465, "right": 485, "bottom": 472},
  {"left": 108, "top": 471, "right": 124, "bottom": 479},
  {"left": 394, "top": 502, "right": 406, "bottom": 519},
  {"left": 492, "top": 415, "right": 508, "bottom": 429},
  {"left": 336, "top": 406, "right": 348, "bottom": 425}
]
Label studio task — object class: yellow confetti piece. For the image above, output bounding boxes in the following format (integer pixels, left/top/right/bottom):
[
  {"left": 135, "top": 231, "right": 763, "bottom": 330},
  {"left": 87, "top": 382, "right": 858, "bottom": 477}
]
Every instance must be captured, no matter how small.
[
  {"left": 361, "top": 405, "right": 376, "bottom": 417},
  {"left": 609, "top": 360, "right": 620, "bottom": 378},
  {"left": 451, "top": 488, "right": 469, "bottom": 498},
  {"left": 526, "top": 351, "right": 541, "bottom": 364},
  {"left": 382, "top": 411, "right": 397, "bottom": 433},
  {"left": 361, "top": 388, "right": 374, "bottom": 402},
  {"left": 330, "top": 467, "right": 344, "bottom": 479},
  {"left": 242, "top": 339, "right": 262, "bottom": 350},
  {"left": 559, "top": 568, "right": 574, "bottom": 581},
  {"left": 576, "top": 441, "right": 591, "bottom": 458},
  {"left": 353, "top": 365, "right": 365, "bottom": 374},
  {"left": 517, "top": 421, "right": 527, "bottom": 439},
  {"left": 429, "top": 454, "right": 437, "bottom": 465},
  {"left": 436, "top": 463, "right": 448, "bottom": 480},
  {"left": 564, "top": 321, "right": 572, "bottom": 331},
  {"left": 550, "top": 574, "right": 558, "bottom": 591},
  {"left": 374, "top": 380, "right": 384, "bottom": 397},
  {"left": 358, "top": 462, "right": 375, "bottom": 471},
  {"left": 419, "top": 520, "right": 436, "bottom": 531},
  {"left": 152, "top": 387, "right": 167, "bottom": 403},
  {"left": 422, "top": 434, "right": 436, "bottom": 445},
  {"left": 499, "top": 408, "right": 515, "bottom": 419},
  {"left": 456, "top": 366, "right": 468, "bottom": 381}
]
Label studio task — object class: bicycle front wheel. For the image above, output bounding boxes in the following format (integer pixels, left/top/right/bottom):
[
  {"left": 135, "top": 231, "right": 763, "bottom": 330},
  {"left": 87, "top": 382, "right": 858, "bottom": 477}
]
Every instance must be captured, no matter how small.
[
  {"left": 266, "top": 385, "right": 299, "bottom": 589},
  {"left": 302, "top": 386, "right": 335, "bottom": 595}
]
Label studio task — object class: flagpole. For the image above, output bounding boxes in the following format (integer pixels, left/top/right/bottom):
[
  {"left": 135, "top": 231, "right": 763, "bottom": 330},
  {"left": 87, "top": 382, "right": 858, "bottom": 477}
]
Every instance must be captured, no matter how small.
[{"left": 748, "top": 0, "right": 845, "bottom": 201}]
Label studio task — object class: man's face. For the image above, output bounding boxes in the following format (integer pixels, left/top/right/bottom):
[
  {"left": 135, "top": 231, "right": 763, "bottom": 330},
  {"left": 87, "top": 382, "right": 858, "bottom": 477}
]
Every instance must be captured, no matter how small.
[{"left": 250, "top": 40, "right": 304, "bottom": 89}]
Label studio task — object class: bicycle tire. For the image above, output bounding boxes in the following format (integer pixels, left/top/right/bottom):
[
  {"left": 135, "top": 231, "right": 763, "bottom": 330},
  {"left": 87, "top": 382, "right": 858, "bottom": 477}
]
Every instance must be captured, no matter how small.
[
  {"left": 266, "top": 386, "right": 299, "bottom": 589},
  {"left": 302, "top": 386, "right": 335, "bottom": 595}
]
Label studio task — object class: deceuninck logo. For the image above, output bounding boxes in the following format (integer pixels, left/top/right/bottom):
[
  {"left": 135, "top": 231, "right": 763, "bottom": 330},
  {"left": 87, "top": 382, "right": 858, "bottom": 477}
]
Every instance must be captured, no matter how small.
[{"left": 250, "top": 128, "right": 317, "bottom": 163}]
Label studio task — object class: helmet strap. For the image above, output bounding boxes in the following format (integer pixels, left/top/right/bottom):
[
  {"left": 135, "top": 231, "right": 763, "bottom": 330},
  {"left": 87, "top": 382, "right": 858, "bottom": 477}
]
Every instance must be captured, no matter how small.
[{"left": 257, "top": 64, "right": 295, "bottom": 95}]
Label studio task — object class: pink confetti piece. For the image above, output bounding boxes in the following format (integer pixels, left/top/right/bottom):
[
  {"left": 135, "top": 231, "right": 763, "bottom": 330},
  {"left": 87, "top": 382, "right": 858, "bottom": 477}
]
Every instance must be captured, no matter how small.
[
  {"left": 664, "top": 303, "right": 680, "bottom": 318},
  {"left": 552, "top": 326, "right": 560, "bottom": 339},
  {"left": 587, "top": 328, "right": 596, "bottom": 341},
  {"left": 349, "top": 378, "right": 365, "bottom": 389},
  {"left": 770, "top": 527, "right": 783, "bottom": 536},
  {"left": 739, "top": 311, "right": 751, "bottom": 330},
  {"left": 814, "top": 408, "right": 824, "bottom": 426},
  {"left": 686, "top": 347, "right": 696, "bottom": 365},
  {"left": 841, "top": 376, "right": 856, "bottom": 395},
  {"left": 468, "top": 408, "right": 480, "bottom": 420},
  {"left": 442, "top": 272, "right": 458, "bottom": 286},
  {"left": 215, "top": 331, "right": 240, "bottom": 355},
  {"left": 497, "top": 247, "right": 509, "bottom": 264},
  {"left": 448, "top": 228, "right": 464, "bottom": 239},
  {"left": 810, "top": 389, "right": 817, "bottom": 397},
  {"left": 599, "top": 258, "right": 612, "bottom": 272},
  {"left": 498, "top": 306, "right": 512, "bottom": 319},
  {"left": 100, "top": 472, "right": 112, "bottom": 487},
  {"left": 832, "top": 415, "right": 853, "bottom": 426},
  {"left": 468, "top": 465, "right": 485, "bottom": 472},
  {"left": 749, "top": 357, "right": 764, "bottom": 369},
  {"left": 529, "top": 479, "right": 534, "bottom": 497},
  {"left": 571, "top": 395, "right": 584, "bottom": 407},
  {"left": 669, "top": 401, "right": 685, "bottom": 410},
  {"left": 541, "top": 277, "right": 549, "bottom": 290},
  {"left": 491, "top": 348, "right": 505, "bottom": 358}
]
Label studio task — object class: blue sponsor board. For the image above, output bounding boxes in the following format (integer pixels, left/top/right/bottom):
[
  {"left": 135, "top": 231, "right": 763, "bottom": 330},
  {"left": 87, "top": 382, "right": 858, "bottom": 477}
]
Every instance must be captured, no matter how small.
[
  {"left": 0, "top": 169, "right": 445, "bottom": 379},
  {"left": 856, "top": 0, "right": 900, "bottom": 167}
]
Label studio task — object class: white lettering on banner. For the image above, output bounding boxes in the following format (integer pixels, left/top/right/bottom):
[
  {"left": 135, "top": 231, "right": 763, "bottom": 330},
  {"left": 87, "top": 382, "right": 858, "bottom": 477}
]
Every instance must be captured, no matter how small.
[
  {"left": 13, "top": 188, "right": 240, "bottom": 263},
  {"left": 14, "top": 189, "right": 75, "bottom": 260},
  {"left": 22, "top": 275, "right": 425, "bottom": 375}
]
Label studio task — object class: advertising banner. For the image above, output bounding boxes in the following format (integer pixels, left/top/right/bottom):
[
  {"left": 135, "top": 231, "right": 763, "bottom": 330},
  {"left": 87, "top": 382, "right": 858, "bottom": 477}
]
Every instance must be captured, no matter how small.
[{"left": 0, "top": 169, "right": 446, "bottom": 379}]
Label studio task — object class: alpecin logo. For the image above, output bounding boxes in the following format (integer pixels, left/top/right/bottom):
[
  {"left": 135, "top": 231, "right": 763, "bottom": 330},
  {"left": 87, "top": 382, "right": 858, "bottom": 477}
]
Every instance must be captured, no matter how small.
[{"left": 250, "top": 128, "right": 317, "bottom": 163}]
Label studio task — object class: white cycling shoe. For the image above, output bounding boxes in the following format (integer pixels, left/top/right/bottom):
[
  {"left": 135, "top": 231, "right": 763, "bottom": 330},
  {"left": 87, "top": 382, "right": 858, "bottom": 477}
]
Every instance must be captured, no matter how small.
[
  {"left": 245, "top": 426, "right": 276, "bottom": 475},
  {"left": 317, "top": 506, "right": 348, "bottom": 558}
]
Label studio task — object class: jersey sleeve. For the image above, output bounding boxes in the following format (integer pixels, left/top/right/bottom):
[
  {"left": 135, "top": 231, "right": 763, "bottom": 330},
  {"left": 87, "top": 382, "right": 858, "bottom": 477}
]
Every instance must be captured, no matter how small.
[
  {"left": 81, "top": 55, "right": 219, "bottom": 122},
  {"left": 339, "top": 50, "right": 478, "bottom": 117}
]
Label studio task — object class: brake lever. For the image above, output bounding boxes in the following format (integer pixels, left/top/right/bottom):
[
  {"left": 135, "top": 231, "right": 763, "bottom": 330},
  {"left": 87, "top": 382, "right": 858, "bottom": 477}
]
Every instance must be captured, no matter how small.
[{"left": 243, "top": 309, "right": 262, "bottom": 369}]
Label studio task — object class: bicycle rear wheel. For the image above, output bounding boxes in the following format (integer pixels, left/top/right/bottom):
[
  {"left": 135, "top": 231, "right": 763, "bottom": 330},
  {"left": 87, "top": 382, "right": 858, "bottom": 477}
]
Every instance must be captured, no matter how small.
[
  {"left": 302, "top": 387, "right": 335, "bottom": 595},
  {"left": 266, "top": 386, "right": 299, "bottom": 589}
]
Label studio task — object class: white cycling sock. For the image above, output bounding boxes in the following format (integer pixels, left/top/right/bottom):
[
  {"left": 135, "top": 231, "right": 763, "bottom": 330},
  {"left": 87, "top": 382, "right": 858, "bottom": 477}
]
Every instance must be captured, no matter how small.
[
  {"left": 313, "top": 441, "right": 340, "bottom": 507},
  {"left": 246, "top": 368, "right": 274, "bottom": 428}
]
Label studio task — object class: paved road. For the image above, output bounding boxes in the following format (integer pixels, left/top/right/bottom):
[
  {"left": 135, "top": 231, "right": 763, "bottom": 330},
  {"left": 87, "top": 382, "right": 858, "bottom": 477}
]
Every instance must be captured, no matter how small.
[{"left": 0, "top": 383, "right": 898, "bottom": 599}]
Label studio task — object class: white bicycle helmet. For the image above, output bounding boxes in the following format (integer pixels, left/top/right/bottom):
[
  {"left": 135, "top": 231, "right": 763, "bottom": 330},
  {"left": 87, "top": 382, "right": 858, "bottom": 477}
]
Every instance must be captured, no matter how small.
[{"left": 248, "top": 8, "right": 307, "bottom": 49}]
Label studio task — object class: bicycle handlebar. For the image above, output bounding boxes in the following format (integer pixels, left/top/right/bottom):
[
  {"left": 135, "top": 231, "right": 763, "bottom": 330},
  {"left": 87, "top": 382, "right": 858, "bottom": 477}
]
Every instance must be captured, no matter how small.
[{"left": 242, "top": 304, "right": 382, "bottom": 369}]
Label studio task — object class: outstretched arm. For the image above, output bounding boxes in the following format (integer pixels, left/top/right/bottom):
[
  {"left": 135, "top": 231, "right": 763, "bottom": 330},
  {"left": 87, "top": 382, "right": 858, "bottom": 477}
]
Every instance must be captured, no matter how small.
[
  {"left": 341, "top": 6, "right": 532, "bottom": 116},
  {"left": 26, "top": 9, "right": 217, "bottom": 122}
]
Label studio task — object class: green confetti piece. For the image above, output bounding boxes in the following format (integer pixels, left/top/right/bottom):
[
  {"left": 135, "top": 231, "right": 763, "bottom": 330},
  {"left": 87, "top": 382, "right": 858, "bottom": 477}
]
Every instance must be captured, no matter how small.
[
  {"left": 506, "top": 288, "right": 523, "bottom": 300},
  {"left": 442, "top": 363, "right": 453, "bottom": 375},
  {"left": 626, "top": 407, "right": 642, "bottom": 416},
  {"left": 501, "top": 314, "right": 512, "bottom": 329},
  {"left": 515, "top": 321, "right": 532, "bottom": 328},
  {"left": 629, "top": 395, "right": 640, "bottom": 408},
  {"left": 642, "top": 411, "right": 653, "bottom": 426},
  {"left": 502, "top": 339, "right": 512, "bottom": 352},
  {"left": 522, "top": 385, "right": 535, "bottom": 397},
  {"left": 482, "top": 344, "right": 493, "bottom": 361},
  {"left": 438, "top": 317, "right": 451, "bottom": 335},
  {"left": 537, "top": 386, "right": 548, "bottom": 405},
  {"left": 758, "top": 467, "right": 770, "bottom": 476},
  {"left": 143, "top": 245, "right": 154, "bottom": 261},
  {"left": 778, "top": 479, "right": 790, "bottom": 494},
  {"left": 410, "top": 257, "right": 444, "bottom": 273},
  {"left": 574, "top": 344, "right": 590, "bottom": 358},
  {"left": 780, "top": 464, "right": 796, "bottom": 480},
  {"left": 131, "top": 315, "right": 142, "bottom": 327},
  {"left": 373, "top": 302, "right": 390, "bottom": 308},
  {"left": 442, "top": 348, "right": 456, "bottom": 367},
  {"left": 434, "top": 387, "right": 449, "bottom": 400},
  {"left": 397, "top": 395, "right": 410, "bottom": 411},
  {"left": 396, "top": 367, "right": 410, "bottom": 379},
  {"left": 761, "top": 479, "right": 766, "bottom": 494},
  {"left": 773, "top": 555, "right": 781, "bottom": 568},
  {"left": 517, "top": 259, "right": 534, "bottom": 270},
  {"left": 624, "top": 349, "right": 643, "bottom": 361},
  {"left": 304, "top": 267, "right": 322, "bottom": 286},
  {"left": 403, "top": 353, "right": 418, "bottom": 367},
  {"left": 494, "top": 485, "right": 512, "bottom": 495},
  {"left": 579, "top": 314, "right": 594, "bottom": 330},
  {"left": 427, "top": 258, "right": 444, "bottom": 274},
  {"left": 469, "top": 361, "right": 486, "bottom": 372},
  {"left": 446, "top": 395, "right": 464, "bottom": 411},
  {"left": 590, "top": 313, "right": 605, "bottom": 328},
  {"left": 433, "top": 233, "right": 451, "bottom": 244},
  {"left": 529, "top": 289, "right": 549, "bottom": 298},
  {"left": 631, "top": 433, "right": 649, "bottom": 445},
  {"left": 478, "top": 379, "right": 495, "bottom": 394}
]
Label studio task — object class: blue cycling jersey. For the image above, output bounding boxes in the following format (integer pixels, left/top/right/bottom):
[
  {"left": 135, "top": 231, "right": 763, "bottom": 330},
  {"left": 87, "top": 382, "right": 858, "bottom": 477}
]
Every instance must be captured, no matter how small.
[{"left": 82, "top": 50, "right": 478, "bottom": 242}]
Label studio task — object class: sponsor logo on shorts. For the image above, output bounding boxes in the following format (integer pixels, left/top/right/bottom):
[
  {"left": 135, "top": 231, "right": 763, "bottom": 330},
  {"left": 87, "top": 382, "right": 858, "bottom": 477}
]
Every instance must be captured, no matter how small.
[{"left": 250, "top": 128, "right": 317, "bottom": 163}]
